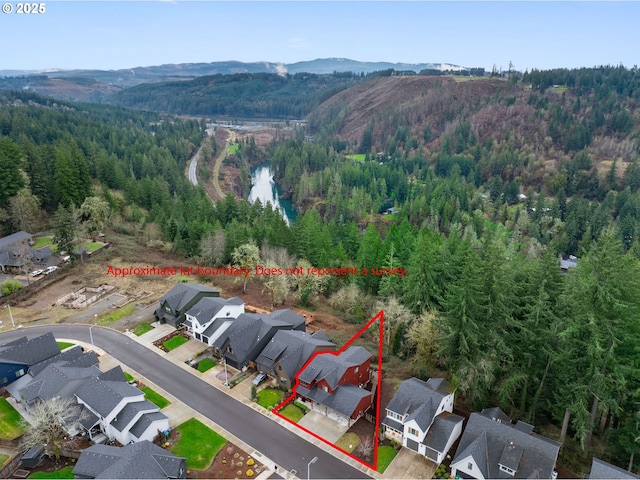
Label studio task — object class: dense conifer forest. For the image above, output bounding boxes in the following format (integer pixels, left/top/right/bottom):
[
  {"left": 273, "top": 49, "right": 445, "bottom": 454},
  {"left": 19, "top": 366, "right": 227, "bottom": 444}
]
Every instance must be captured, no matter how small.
[{"left": 1, "top": 65, "right": 640, "bottom": 473}]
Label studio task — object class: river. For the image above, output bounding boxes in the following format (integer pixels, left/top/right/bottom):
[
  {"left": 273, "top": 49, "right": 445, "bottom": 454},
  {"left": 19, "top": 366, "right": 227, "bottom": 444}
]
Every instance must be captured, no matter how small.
[{"left": 248, "top": 162, "right": 297, "bottom": 225}]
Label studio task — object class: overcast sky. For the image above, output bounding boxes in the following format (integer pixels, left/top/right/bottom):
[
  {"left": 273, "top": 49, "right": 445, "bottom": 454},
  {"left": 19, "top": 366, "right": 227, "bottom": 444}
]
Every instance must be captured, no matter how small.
[{"left": 1, "top": 1, "right": 638, "bottom": 72}]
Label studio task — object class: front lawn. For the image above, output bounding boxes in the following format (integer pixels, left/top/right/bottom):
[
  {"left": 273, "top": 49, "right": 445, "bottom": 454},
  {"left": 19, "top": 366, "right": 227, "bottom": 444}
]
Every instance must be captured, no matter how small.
[
  {"left": 0, "top": 398, "right": 26, "bottom": 440},
  {"left": 256, "top": 388, "right": 284, "bottom": 409},
  {"left": 163, "top": 335, "right": 189, "bottom": 351},
  {"left": 141, "top": 386, "right": 170, "bottom": 409},
  {"left": 335, "top": 432, "right": 360, "bottom": 453},
  {"left": 123, "top": 372, "right": 135, "bottom": 382},
  {"left": 376, "top": 445, "right": 398, "bottom": 473},
  {"left": 170, "top": 418, "right": 227, "bottom": 470},
  {"left": 197, "top": 358, "right": 217, "bottom": 373},
  {"left": 133, "top": 322, "right": 153, "bottom": 336},
  {"left": 28, "top": 466, "right": 75, "bottom": 479},
  {"left": 0, "top": 453, "right": 9, "bottom": 466},
  {"left": 279, "top": 404, "right": 305, "bottom": 423},
  {"left": 56, "top": 341, "right": 74, "bottom": 351}
]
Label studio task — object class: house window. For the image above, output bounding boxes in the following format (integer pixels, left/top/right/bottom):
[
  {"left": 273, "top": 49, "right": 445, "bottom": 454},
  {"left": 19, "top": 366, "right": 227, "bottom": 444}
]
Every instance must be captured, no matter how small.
[
  {"left": 468, "top": 462, "right": 473, "bottom": 471},
  {"left": 16, "top": 368, "right": 25, "bottom": 377},
  {"left": 322, "top": 385, "right": 328, "bottom": 393},
  {"left": 227, "top": 346, "right": 233, "bottom": 354},
  {"left": 0, "top": 377, "right": 7, "bottom": 384},
  {"left": 354, "top": 366, "right": 359, "bottom": 373},
  {"left": 408, "top": 427, "right": 418, "bottom": 436}
]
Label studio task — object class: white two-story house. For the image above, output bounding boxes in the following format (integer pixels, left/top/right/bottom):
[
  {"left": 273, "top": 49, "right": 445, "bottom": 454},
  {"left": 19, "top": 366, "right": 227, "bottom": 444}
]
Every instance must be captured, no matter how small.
[
  {"left": 183, "top": 296, "right": 245, "bottom": 346},
  {"left": 382, "top": 377, "right": 464, "bottom": 464}
]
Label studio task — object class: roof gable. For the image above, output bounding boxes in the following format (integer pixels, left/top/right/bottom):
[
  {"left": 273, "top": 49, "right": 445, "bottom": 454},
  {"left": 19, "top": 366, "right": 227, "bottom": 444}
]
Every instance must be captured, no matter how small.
[
  {"left": 386, "top": 377, "right": 449, "bottom": 418},
  {"left": 452, "top": 412, "right": 560, "bottom": 479},
  {"left": 0, "top": 332, "right": 60, "bottom": 367}
]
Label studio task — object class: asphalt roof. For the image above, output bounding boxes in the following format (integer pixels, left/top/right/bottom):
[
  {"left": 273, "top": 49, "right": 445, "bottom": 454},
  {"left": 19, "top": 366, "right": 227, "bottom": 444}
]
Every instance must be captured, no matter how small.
[
  {"left": 76, "top": 378, "right": 143, "bottom": 418},
  {"left": 0, "top": 231, "right": 31, "bottom": 250},
  {"left": 160, "top": 283, "right": 219, "bottom": 313},
  {"left": 452, "top": 411, "right": 561, "bottom": 479},
  {"left": 28, "top": 346, "right": 87, "bottom": 376},
  {"left": 298, "top": 383, "right": 372, "bottom": 418},
  {"left": 185, "top": 296, "right": 235, "bottom": 325},
  {"left": 422, "top": 412, "right": 464, "bottom": 453},
  {"left": 129, "top": 411, "right": 169, "bottom": 439},
  {"left": 589, "top": 458, "right": 640, "bottom": 479},
  {"left": 298, "top": 346, "right": 371, "bottom": 390},
  {"left": 385, "top": 377, "right": 451, "bottom": 420},
  {"left": 73, "top": 441, "right": 186, "bottom": 479},
  {"left": 255, "top": 330, "right": 336, "bottom": 380},
  {"left": 111, "top": 400, "right": 159, "bottom": 433},
  {"left": 0, "top": 332, "right": 60, "bottom": 367},
  {"left": 19, "top": 363, "right": 103, "bottom": 403}
]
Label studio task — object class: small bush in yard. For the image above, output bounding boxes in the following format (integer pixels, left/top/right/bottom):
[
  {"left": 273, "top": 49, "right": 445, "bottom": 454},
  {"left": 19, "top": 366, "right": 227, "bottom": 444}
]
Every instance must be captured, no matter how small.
[
  {"left": 1, "top": 280, "right": 22, "bottom": 296},
  {"left": 246, "top": 469, "right": 254, "bottom": 477},
  {"left": 247, "top": 459, "right": 255, "bottom": 466}
]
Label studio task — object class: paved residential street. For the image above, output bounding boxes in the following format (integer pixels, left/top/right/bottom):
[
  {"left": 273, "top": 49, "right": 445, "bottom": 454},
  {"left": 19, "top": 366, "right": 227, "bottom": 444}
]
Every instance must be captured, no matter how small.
[{"left": 0, "top": 325, "right": 372, "bottom": 480}]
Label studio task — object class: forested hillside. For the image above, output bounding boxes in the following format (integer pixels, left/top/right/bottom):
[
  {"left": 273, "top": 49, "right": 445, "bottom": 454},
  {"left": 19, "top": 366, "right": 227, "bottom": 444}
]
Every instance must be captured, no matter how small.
[
  {"left": 1, "top": 65, "right": 640, "bottom": 475},
  {"left": 110, "top": 72, "right": 363, "bottom": 118}
]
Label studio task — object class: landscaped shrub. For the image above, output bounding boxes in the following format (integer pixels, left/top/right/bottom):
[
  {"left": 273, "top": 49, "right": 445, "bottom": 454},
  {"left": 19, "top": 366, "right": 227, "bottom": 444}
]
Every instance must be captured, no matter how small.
[
  {"left": 246, "top": 469, "right": 254, "bottom": 477},
  {"left": 1, "top": 280, "right": 22, "bottom": 296},
  {"left": 247, "top": 459, "right": 255, "bottom": 466}
]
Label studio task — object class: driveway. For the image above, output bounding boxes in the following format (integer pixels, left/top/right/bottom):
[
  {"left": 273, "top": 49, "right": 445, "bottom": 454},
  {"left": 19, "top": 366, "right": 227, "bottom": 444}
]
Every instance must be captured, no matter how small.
[
  {"left": 0, "top": 325, "right": 371, "bottom": 480},
  {"left": 298, "top": 410, "right": 349, "bottom": 444},
  {"left": 382, "top": 447, "right": 437, "bottom": 479}
]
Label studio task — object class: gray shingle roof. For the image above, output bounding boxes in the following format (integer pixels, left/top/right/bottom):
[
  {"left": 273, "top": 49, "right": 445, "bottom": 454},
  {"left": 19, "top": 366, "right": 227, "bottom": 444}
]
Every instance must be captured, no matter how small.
[
  {"left": 589, "top": 458, "right": 640, "bottom": 479},
  {"left": 215, "top": 311, "right": 306, "bottom": 367},
  {"left": 160, "top": 283, "right": 219, "bottom": 313},
  {"left": 298, "top": 346, "right": 371, "bottom": 390},
  {"left": 185, "top": 296, "right": 232, "bottom": 324},
  {"left": 423, "top": 412, "right": 464, "bottom": 453},
  {"left": 0, "top": 332, "right": 60, "bottom": 366},
  {"left": 73, "top": 441, "right": 186, "bottom": 479},
  {"left": 298, "top": 383, "right": 372, "bottom": 418},
  {"left": 0, "top": 231, "right": 31, "bottom": 250},
  {"left": 129, "top": 411, "right": 169, "bottom": 439},
  {"left": 405, "top": 398, "right": 435, "bottom": 431},
  {"left": 76, "top": 378, "right": 143, "bottom": 418},
  {"left": 111, "top": 400, "right": 158, "bottom": 433},
  {"left": 19, "top": 364, "right": 103, "bottom": 403},
  {"left": 28, "top": 345, "right": 87, "bottom": 376},
  {"left": 255, "top": 330, "right": 335, "bottom": 380},
  {"left": 452, "top": 412, "right": 560, "bottom": 479},
  {"left": 385, "top": 377, "right": 450, "bottom": 419}
]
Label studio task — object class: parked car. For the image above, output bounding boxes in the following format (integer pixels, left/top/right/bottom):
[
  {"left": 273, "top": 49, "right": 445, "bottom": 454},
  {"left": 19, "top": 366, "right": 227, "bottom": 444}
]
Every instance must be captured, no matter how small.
[
  {"left": 44, "top": 266, "right": 58, "bottom": 275},
  {"left": 252, "top": 372, "right": 268, "bottom": 386},
  {"left": 31, "top": 269, "right": 44, "bottom": 277}
]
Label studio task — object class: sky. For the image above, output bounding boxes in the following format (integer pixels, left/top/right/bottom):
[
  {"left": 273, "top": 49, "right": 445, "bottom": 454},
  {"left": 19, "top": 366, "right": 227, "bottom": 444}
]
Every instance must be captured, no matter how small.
[{"left": 1, "top": 1, "right": 639, "bottom": 72}]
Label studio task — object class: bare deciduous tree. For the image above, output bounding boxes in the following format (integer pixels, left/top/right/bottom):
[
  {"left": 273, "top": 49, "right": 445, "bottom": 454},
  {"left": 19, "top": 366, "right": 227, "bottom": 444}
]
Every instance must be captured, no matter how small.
[{"left": 19, "top": 397, "right": 86, "bottom": 462}]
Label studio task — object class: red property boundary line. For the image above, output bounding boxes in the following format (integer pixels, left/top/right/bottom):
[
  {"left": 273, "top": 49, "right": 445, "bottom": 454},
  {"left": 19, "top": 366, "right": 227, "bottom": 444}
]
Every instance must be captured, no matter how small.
[{"left": 273, "top": 310, "right": 385, "bottom": 471}]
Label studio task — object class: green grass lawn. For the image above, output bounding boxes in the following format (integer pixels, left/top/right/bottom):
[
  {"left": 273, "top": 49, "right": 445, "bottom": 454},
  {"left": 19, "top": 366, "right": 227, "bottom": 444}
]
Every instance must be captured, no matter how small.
[
  {"left": 197, "top": 358, "right": 217, "bottom": 373},
  {"left": 293, "top": 401, "right": 309, "bottom": 413},
  {"left": 279, "top": 404, "right": 305, "bottom": 423},
  {"left": 228, "top": 144, "right": 239, "bottom": 155},
  {"left": 56, "top": 341, "right": 74, "bottom": 351},
  {"left": 346, "top": 153, "right": 366, "bottom": 162},
  {"left": 170, "top": 418, "right": 227, "bottom": 470},
  {"left": 32, "top": 236, "right": 54, "bottom": 249},
  {"left": 256, "top": 388, "right": 284, "bottom": 409},
  {"left": 141, "top": 386, "right": 170, "bottom": 409},
  {"left": 335, "top": 432, "right": 360, "bottom": 453},
  {"left": 124, "top": 372, "right": 135, "bottom": 382},
  {"left": 97, "top": 303, "right": 136, "bottom": 325},
  {"left": 78, "top": 241, "right": 105, "bottom": 253},
  {"left": 0, "top": 453, "right": 9, "bottom": 466},
  {"left": 132, "top": 322, "right": 153, "bottom": 336},
  {"left": 28, "top": 466, "right": 75, "bottom": 479},
  {"left": 0, "top": 398, "right": 26, "bottom": 440},
  {"left": 163, "top": 335, "right": 189, "bottom": 351},
  {"left": 376, "top": 446, "right": 398, "bottom": 473}
]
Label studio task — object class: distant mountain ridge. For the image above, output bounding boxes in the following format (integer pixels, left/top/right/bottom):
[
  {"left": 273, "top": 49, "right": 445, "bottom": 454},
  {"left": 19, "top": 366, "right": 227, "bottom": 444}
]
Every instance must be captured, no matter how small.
[{"left": 1, "top": 58, "right": 467, "bottom": 88}]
